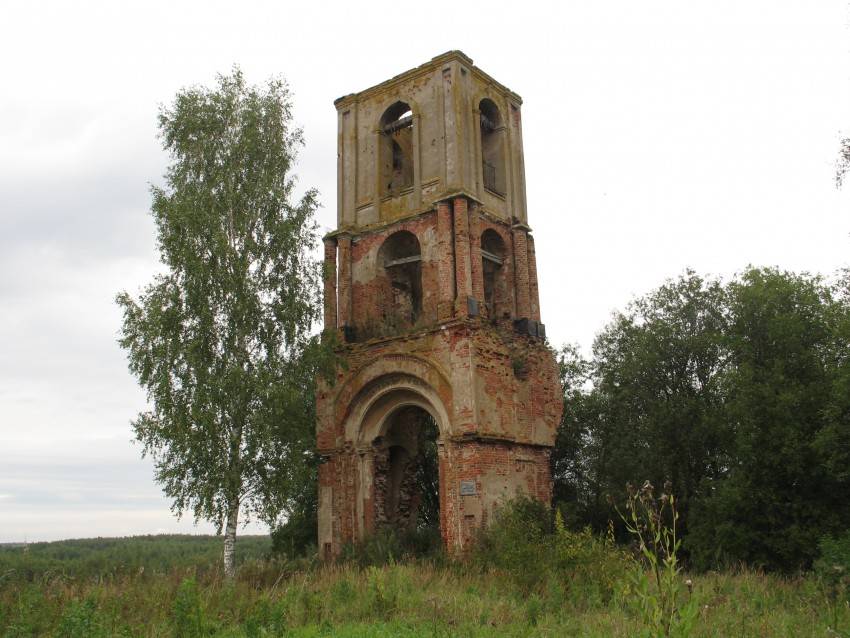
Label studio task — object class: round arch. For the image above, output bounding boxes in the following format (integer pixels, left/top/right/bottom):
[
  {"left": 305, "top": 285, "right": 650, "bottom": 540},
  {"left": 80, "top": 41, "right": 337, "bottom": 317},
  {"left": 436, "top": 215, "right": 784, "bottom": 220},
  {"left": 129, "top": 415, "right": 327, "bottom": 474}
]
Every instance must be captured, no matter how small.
[
  {"left": 378, "top": 100, "right": 419, "bottom": 195},
  {"left": 478, "top": 97, "right": 506, "bottom": 196},
  {"left": 376, "top": 97, "right": 421, "bottom": 126},
  {"left": 341, "top": 373, "right": 449, "bottom": 540},
  {"left": 343, "top": 373, "right": 450, "bottom": 448},
  {"left": 332, "top": 353, "right": 453, "bottom": 437}
]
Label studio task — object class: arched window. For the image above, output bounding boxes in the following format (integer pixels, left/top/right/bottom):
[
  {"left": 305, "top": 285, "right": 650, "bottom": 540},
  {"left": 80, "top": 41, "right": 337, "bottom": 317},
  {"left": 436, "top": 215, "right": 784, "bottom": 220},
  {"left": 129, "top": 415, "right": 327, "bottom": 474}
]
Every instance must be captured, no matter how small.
[
  {"left": 481, "top": 229, "right": 507, "bottom": 322},
  {"left": 378, "top": 230, "right": 422, "bottom": 328},
  {"left": 479, "top": 99, "right": 505, "bottom": 196},
  {"left": 380, "top": 102, "right": 414, "bottom": 195}
]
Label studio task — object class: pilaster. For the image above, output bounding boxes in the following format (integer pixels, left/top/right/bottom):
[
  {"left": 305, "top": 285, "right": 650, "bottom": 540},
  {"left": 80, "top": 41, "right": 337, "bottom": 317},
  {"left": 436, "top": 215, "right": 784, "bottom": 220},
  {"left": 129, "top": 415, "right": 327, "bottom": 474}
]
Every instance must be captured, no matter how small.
[
  {"left": 468, "top": 203, "right": 484, "bottom": 311},
  {"left": 337, "top": 233, "right": 353, "bottom": 329},
  {"left": 453, "top": 197, "right": 472, "bottom": 314},
  {"left": 322, "top": 236, "right": 338, "bottom": 331},
  {"left": 527, "top": 233, "right": 541, "bottom": 323},
  {"left": 437, "top": 200, "right": 455, "bottom": 320},
  {"left": 512, "top": 224, "right": 531, "bottom": 319}
]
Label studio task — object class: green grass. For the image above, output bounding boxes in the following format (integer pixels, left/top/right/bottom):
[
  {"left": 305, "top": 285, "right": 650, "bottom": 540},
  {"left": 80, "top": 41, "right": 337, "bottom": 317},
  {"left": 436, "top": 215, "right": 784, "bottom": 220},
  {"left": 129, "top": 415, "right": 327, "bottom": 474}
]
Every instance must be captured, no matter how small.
[{"left": 0, "top": 534, "right": 848, "bottom": 637}]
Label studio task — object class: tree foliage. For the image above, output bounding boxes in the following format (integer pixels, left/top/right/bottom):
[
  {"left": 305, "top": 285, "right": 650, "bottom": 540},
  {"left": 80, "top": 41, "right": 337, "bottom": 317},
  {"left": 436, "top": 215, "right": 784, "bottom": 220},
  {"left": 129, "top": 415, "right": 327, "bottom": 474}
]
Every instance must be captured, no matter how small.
[
  {"left": 554, "top": 271, "right": 731, "bottom": 537},
  {"left": 551, "top": 343, "right": 602, "bottom": 529},
  {"left": 836, "top": 137, "right": 850, "bottom": 188},
  {"left": 553, "top": 267, "right": 850, "bottom": 571},
  {"left": 689, "top": 268, "right": 850, "bottom": 569},
  {"left": 116, "top": 67, "right": 323, "bottom": 579}
]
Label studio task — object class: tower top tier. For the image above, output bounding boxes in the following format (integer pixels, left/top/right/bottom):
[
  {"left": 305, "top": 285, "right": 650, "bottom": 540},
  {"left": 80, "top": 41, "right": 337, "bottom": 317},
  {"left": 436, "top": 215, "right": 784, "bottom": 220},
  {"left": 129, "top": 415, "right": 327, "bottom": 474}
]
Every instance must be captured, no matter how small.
[{"left": 334, "top": 51, "right": 528, "bottom": 231}]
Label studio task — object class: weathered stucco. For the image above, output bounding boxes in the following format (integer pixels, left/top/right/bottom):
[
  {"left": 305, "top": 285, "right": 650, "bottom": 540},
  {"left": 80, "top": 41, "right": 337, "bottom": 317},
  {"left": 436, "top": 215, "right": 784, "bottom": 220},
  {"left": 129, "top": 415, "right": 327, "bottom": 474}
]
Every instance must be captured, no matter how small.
[{"left": 318, "top": 51, "right": 562, "bottom": 557}]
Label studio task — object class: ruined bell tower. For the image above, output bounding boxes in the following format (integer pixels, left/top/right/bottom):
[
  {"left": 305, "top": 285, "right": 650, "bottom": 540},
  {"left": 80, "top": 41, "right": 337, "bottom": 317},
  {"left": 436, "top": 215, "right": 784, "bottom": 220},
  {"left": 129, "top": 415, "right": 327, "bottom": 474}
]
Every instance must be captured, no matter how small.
[{"left": 316, "top": 51, "right": 562, "bottom": 556}]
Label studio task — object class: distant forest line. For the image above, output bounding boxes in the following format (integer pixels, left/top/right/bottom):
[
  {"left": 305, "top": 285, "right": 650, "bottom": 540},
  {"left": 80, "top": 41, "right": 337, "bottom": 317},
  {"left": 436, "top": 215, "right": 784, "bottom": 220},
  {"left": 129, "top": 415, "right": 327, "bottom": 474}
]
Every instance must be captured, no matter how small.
[{"left": 0, "top": 535, "right": 272, "bottom": 581}]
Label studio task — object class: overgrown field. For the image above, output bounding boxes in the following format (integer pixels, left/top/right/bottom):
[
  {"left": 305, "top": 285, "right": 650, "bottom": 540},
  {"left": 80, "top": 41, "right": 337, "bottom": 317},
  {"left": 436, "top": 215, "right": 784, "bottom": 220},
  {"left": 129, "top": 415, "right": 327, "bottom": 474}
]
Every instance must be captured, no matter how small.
[
  {"left": 1, "top": 559, "right": 845, "bottom": 637},
  {"left": 2, "top": 519, "right": 848, "bottom": 638}
]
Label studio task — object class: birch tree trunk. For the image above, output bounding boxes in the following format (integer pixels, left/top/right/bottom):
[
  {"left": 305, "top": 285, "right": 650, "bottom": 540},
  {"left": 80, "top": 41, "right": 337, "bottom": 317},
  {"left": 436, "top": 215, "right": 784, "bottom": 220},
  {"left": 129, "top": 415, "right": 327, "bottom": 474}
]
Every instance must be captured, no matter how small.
[{"left": 223, "top": 498, "right": 239, "bottom": 581}]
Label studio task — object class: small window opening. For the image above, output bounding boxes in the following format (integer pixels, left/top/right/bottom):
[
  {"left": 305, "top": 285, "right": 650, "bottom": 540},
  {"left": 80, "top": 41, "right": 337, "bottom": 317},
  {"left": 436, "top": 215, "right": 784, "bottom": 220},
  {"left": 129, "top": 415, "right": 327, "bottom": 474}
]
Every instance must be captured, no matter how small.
[
  {"left": 481, "top": 229, "right": 507, "bottom": 322},
  {"left": 480, "top": 99, "right": 505, "bottom": 196},
  {"left": 380, "top": 103, "right": 414, "bottom": 195},
  {"left": 378, "top": 230, "right": 422, "bottom": 331}
]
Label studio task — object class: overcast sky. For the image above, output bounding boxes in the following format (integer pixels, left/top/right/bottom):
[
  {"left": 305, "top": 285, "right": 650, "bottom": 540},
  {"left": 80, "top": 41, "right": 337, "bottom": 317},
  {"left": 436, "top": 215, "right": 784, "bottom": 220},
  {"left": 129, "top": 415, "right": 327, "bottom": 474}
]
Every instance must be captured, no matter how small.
[{"left": 1, "top": 1, "right": 848, "bottom": 543}]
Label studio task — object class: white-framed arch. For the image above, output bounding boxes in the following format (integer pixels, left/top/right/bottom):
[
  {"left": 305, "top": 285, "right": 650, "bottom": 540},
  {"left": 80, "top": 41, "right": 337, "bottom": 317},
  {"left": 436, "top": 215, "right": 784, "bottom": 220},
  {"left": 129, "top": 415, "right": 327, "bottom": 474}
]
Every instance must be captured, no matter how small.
[
  {"left": 331, "top": 353, "right": 453, "bottom": 433},
  {"left": 333, "top": 359, "right": 452, "bottom": 540},
  {"left": 344, "top": 375, "right": 450, "bottom": 449}
]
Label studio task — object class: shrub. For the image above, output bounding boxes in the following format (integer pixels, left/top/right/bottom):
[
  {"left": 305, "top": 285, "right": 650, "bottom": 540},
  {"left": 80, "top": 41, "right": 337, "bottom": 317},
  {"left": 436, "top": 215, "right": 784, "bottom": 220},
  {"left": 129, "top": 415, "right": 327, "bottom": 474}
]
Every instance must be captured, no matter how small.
[
  {"left": 338, "top": 525, "right": 443, "bottom": 569},
  {"left": 471, "top": 493, "right": 550, "bottom": 578},
  {"left": 470, "top": 493, "right": 631, "bottom": 605},
  {"left": 338, "top": 528, "right": 404, "bottom": 569},
  {"left": 552, "top": 512, "right": 631, "bottom": 603},
  {"left": 815, "top": 532, "right": 850, "bottom": 635},
  {"left": 171, "top": 577, "right": 204, "bottom": 638},
  {"left": 54, "top": 595, "right": 105, "bottom": 638},
  {"left": 271, "top": 508, "right": 318, "bottom": 558}
]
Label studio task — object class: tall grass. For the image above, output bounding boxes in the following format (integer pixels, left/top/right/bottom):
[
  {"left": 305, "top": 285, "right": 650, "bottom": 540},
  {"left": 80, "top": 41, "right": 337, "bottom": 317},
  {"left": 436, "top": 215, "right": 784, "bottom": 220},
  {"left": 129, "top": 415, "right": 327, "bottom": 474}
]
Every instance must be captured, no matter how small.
[{"left": 0, "top": 522, "right": 847, "bottom": 636}]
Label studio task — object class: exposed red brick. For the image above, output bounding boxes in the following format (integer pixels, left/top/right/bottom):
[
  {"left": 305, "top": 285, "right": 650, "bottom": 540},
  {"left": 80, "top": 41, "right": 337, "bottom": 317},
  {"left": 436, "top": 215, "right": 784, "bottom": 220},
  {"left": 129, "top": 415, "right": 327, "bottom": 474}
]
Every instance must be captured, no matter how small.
[{"left": 317, "top": 53, "right": 562, "bottom": 557}]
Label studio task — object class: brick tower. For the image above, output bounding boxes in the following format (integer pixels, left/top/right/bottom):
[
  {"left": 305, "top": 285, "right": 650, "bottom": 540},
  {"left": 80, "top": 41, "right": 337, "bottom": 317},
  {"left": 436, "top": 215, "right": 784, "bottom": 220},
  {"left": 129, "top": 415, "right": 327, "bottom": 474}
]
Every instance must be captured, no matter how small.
[{"left": 316, "top": 51, "right": 562, "bottom": 556}]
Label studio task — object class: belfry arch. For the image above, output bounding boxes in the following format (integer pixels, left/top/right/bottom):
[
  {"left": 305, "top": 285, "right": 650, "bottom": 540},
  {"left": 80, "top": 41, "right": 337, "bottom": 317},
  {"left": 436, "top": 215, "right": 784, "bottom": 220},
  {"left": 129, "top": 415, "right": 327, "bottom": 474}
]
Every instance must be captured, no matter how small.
[
  {"left": 479, "top": 98, "right": 505, "bottom": 196},
  {"left": 379, "top": 101, "right": 415, "bottom": 195},
  {"left": 318, "top": 52, "right": 562, "bottom": 557}
]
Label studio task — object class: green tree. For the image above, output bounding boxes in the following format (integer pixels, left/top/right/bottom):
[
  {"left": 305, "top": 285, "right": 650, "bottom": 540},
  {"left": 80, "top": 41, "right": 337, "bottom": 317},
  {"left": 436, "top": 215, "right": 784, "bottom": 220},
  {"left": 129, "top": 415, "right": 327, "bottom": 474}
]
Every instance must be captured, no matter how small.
[
  {"left": 557, "top": 267, "right": 850, "bottom": 570},
  {"left": 551, "top": 344, "right": 602, "bottom": 528},
  {"left": 817, "top": 268, "right": 850, "bottom": 490},
  {"left": 688, "top": 268, "right": 850, "bottom": 570},
  {"left": 414, "top": 413, "right": 441, "bottom": 531},
  {"left": 116, "top": 68, "right": 322, "bottom": 579},
  {"left": 270, "top": 354, "right": 323, "bottom": 558},
  {"left": 562, "top": 271, "right": 731, "bottom": 536}
]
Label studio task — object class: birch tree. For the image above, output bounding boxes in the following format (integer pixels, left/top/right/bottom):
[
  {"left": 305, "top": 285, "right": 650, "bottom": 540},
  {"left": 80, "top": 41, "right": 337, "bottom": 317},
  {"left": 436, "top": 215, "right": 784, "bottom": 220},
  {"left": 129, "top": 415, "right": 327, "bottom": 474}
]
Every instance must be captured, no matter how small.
[{"left": 116, "top": 67, "right": 321, "bottom": 580}]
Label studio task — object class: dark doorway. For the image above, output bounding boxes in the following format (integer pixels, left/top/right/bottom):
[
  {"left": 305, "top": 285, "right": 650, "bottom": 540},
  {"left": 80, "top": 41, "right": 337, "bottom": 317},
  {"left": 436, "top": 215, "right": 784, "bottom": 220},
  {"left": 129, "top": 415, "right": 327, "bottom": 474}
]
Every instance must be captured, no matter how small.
[
  {"left": 374, "top": 406, "right": 440, "bottom": 544},
  {"left": 415, "top": 413, "right": 440, "bottom": 530}
]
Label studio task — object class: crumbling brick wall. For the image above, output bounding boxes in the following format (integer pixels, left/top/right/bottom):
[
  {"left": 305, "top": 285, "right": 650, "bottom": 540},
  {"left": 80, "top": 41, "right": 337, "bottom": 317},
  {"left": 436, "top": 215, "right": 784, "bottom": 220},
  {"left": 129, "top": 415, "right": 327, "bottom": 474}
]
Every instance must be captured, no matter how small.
[{"left": 317, "top": 52, "right": 562, "bottom": 557}]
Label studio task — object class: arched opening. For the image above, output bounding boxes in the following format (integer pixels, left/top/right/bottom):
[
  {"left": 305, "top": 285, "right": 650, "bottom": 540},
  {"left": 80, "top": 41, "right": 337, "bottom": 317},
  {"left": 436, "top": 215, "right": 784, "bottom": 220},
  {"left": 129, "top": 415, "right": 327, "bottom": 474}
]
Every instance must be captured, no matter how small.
[
  {"left": 377, "top": 230, "right": 422, "bottom": 331},
  {"left": 373, "top": 406, "right": 441, "bottom": 540},
  {"left": 380, "top": 102, "right": 414, "bottom": 195},
  {"left": 479, "top": 99, "right": 505, "bottom": 196},
  {"left": 481, "top": 228, "right": 508, "bottom": 322},
  {"left": 333, "top": 363, "right": 453, "bottom": 553}
]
